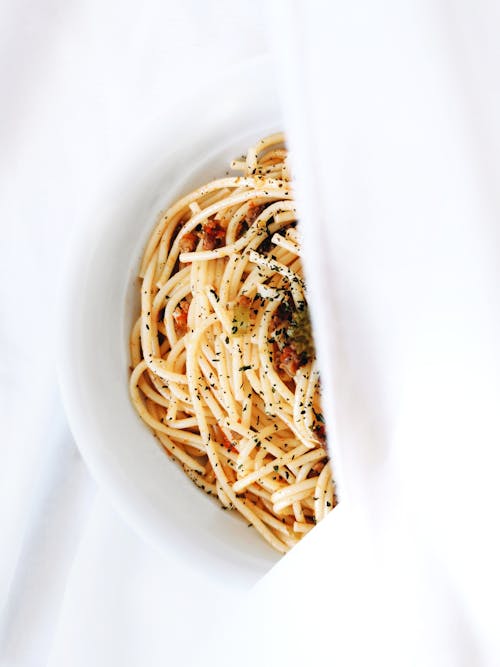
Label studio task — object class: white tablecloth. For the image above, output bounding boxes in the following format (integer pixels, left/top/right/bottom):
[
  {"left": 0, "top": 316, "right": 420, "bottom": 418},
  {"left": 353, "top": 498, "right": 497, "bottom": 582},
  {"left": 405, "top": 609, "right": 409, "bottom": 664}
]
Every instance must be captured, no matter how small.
[
  {"left": 0, "top": 3, "right": 267, "bottom": 665},
  {"left": 3, "top": 2, "right": 500, "bottom": 665}
]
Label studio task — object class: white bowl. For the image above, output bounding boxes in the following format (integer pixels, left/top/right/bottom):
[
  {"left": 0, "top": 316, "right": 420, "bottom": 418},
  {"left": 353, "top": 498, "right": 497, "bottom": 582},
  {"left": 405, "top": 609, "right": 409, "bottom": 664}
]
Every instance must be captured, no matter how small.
[{"left": 58, "top": 57, "right": 281, "bottom": 585}]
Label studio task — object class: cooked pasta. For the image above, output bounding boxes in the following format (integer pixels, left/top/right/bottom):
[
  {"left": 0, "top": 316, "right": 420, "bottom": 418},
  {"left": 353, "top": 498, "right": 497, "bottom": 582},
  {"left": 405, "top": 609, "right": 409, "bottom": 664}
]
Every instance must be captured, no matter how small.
[{"left": 129, "top": 133, "right": 335, "bottom": 553}]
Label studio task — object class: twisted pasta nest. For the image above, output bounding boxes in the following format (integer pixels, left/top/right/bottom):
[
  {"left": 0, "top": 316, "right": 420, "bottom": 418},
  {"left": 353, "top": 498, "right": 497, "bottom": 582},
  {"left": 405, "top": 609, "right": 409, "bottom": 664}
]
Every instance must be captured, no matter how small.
[{"left": 129, "top": 133, "right": 336, "bottom": 552}]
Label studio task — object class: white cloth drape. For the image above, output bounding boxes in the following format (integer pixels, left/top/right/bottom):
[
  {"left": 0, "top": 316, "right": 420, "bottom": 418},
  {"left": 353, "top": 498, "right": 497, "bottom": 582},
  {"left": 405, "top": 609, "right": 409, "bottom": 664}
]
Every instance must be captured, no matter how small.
[{"left": 210, "top": 2, "right": 500, "bottom": 665}]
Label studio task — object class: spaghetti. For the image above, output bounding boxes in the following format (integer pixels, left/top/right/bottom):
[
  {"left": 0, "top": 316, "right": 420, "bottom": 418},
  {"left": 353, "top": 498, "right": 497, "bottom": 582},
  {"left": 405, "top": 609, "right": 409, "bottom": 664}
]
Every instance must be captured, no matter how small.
[{"left": 129, "top": 133, "right": 335, "bottom": 553}]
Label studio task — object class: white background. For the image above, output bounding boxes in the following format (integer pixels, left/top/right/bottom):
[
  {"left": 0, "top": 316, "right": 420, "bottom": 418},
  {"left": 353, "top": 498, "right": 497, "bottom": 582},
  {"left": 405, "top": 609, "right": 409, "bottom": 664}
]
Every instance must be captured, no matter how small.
[
  {"left": 0, "top": 2, "right": 269, "bottom": 665},
  {"left": 3, "top": 2, "right": 500, "bottom": 666}
]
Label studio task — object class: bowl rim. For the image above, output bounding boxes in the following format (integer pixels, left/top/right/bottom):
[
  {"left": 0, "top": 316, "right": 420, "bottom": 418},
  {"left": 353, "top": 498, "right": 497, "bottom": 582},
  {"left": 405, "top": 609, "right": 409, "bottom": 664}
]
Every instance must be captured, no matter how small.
[{"left": 57, "top": 55, "right": 286, "bottom": 585}]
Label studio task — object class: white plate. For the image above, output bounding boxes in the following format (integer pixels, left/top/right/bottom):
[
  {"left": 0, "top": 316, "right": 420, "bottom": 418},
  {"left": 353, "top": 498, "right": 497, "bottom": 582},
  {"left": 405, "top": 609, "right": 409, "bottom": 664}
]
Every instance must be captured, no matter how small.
[{"left": 58, "top": 57, "right": 281, "bottom": 585}]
